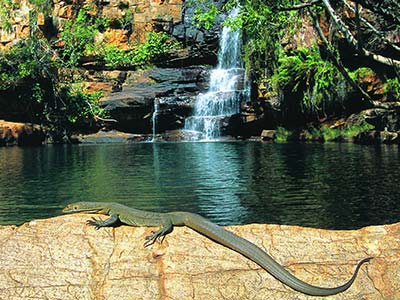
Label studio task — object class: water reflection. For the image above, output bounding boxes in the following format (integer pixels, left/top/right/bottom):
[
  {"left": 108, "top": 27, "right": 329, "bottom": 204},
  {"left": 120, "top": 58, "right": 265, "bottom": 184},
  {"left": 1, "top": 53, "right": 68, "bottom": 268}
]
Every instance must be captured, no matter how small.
[
  {"left": 0, "top": 142, "right": 399, "bottom": 229},
  {"left": 181, "top": 142, "right": 249, "bottom": 223}
]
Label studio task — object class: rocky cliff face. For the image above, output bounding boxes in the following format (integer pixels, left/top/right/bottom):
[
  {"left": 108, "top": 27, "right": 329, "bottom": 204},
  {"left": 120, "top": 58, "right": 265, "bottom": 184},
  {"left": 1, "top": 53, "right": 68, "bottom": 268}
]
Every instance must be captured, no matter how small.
[
  {"left": 0, "top": 214, "right": 398, "bottom": 299},
  {"left": 0, "top": 0, "right": 227, "bottom": 141}
]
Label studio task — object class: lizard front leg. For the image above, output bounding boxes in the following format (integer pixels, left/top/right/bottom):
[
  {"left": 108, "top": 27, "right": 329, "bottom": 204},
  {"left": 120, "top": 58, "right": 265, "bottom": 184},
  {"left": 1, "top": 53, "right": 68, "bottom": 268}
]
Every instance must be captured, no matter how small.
[{"left": 87, "top": 214, "right": 120, "bottom": 229}]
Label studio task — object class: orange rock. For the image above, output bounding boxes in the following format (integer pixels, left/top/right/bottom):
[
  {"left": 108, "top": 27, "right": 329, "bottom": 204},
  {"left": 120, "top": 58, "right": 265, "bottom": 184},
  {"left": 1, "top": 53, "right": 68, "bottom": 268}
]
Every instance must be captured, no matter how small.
[
  {"left": 0, "top": 214, "right": 398, "bottom": 299},
  {"left": 15, "top": 24, "right": 30, "bottom": 39},
  {"left": 169, "top": 5, "right": 182, "bottom": 22},
  {"left": 169, "top": 0, "right": 183, "bottom": 5},
  {"left": 0, "top": 120, "right": 44, "bottom": 146},
  {"left": 0, "top": 28, "right": 17, "bottom": 43},
  {"left": 84, "top": 81, "right": 117, "bottom": 93},
  {"left": 103, "top": 28, "right": 130, "bottom": 49},
  {"left": 37, "top": 12, "right": 45, "bottom": 26},
  {"left": 102, "top": 6, "right": 124, "bottom": 20},
  {"left": 58, "top": 5, "right": 74, "bottom": 19}
]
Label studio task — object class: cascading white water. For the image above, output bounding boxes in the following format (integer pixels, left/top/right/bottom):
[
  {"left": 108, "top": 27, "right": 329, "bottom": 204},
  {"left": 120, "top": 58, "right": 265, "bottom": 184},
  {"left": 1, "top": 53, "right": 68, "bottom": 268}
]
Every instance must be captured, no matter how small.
[
  {"left": 152, "top": 98, "right": 159, "bottom": 141},
  {"left": 184, "top": 8, "right": 246, "bottom": 140}
]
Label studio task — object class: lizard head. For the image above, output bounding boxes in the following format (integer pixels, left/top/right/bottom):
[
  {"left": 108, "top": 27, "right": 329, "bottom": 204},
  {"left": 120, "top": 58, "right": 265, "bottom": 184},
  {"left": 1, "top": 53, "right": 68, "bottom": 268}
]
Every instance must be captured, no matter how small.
[{"left": 62, "top": 202, "right": 109, "bottom": 214}]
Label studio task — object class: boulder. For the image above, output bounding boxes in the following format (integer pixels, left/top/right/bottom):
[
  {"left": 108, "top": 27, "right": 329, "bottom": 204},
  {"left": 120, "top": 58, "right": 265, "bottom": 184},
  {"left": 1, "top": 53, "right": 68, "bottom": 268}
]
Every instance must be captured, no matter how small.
[
  {"left": 0, "top": 120, "right": 45, "bottom": 146},
  {"left": 0, "top": 214, "right": 398, "bottom": 299},
  {"left": 71, "top": 130, "right": 152, "bottom": 143},
  {"left": 100, "top": 67, "right": 209, "bottom": 133},
  {"left": 354, "top": 130, "right": 400, "bottom": 144},
  {"left": 261, "top": 129, "right": 276, "bottom": 141},
  {"left": 343, "top": 105, "right": 400, "bottom": 135}
]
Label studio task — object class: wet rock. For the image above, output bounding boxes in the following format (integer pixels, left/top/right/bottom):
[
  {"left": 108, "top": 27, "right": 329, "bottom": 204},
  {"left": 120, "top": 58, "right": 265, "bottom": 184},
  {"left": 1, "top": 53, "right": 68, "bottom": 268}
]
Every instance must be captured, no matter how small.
[
  {"left": 71, "top": 130, "right": 152, "bottom": 144},
  {"left": 100, "top": 67, "right": 209, "bottom": 133},
  {"left": 354, "top": 130, "right": 399, "bottom": 144},
  {"left": 261, "top": 129, "right": 276, "bottom": 141},
  {"left": 0, "top": 120, "right": 45, "bottom": 146},
  {"left": 360, "top": 105, "right": 400, "bottom": 132},
  {"left": 0, "top": 215, "right": 398, "bottom": 299},
  {"left": 159, "top": 129, "right": 206, "bottom": 141}
]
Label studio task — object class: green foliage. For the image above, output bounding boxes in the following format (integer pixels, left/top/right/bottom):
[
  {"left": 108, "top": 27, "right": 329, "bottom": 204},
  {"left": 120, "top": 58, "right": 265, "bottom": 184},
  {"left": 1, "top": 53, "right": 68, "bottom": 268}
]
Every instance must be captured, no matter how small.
[
  {"left": 341, "top": 122, "right": 374, "bottom": 139},
  {"left": 0, "top": 37, "right": 55, "bottom": 89},
  {"left": 133, "top": 32, "right": 180, "bottom": 64},
  {"left": 118, "top": 8, "right": 134, "bottom": 30},
  {"left": 385, "top": 77, "right": 400, "bottom": 99},
  {"left": 305, "top": 122, "right": 374, "bottom": 142},
  {"left": 0, "top": 0, "right": 20, "bottom": 32},
  {"left": 304, "top": 126, "right": 323, "bottom": 141},
  {"left": 349, "top": 67, "right": 375, "bottom": 80},
  {"left": 60, "top": 85, "right": 106, "bottom": 124},
  {"left": 100, "top": 32, "right": 181, "bottom": 68},
  {"left": 60, "top": 7, "right": 107, "bottom": 67},
  {"left": 275, "top": 121, "right": 374, "bottom": 143},
  {"left": 275, "top": 126, "right": 291, "bottom": 143},
  {"left": 225, "top": 1, "right": 301, "bottom": 76},
  {"left": 0, "top": 36, "right": 107, "bottom": 136},
  {"left": 193, "top": 3, "right": 219, "bottom": 30},
  {"left": 187, "top": 0, "right": 303, "bottom": 80},
  {"left": 271, "top": 46, "right": 347, "bottom": 115},
  {"left": 320, "top": 126, "right": 339, "bottom": 141},
  {"left": 32, "top": 82, "right": 45, "bottom": 104},
  {"left": 60, "top": 6, "right": 179, "bottom": 69},
  {"left": 0, "top": 3, "right": 181, "bottom": 140}
]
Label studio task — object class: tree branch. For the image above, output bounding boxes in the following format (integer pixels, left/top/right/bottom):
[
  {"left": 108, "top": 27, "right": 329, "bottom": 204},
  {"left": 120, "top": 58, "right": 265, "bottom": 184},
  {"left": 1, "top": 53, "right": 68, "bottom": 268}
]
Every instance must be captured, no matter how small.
[
  {"left": 356, "top": 0, "right": 400, "bottom": 25},
  {"left": 307, "top": 6, "right": 374, "bottom": 106},
  {"left": 320, "top": 0, "right": 400, "bottom": 68},
  {"left": 342, "top": 0, "right": 400, "bottom": 52},
  {"left": 86, "top": 101, "right": 118, "bottom": 123},
  {"left": 278, "top": 0, "right": 320, "bottom": 11}
]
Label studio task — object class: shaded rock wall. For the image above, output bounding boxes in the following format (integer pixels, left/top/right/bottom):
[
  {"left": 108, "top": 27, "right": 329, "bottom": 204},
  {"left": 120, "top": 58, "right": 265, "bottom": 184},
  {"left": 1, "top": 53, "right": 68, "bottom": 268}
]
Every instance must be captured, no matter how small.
[
  {"left": 99, "top": 66, "right": 210, "bottom": 133},
  {"left": 0, "top": 214, "right": 398, "bottom": 299}
]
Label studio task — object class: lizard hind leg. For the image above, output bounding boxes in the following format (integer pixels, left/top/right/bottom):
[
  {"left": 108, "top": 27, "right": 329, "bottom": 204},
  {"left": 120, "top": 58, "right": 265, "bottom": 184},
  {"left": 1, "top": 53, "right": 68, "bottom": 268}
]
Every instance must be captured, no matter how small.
[{"left": 144, "top": 221, "right": 173, "bottom": 247}]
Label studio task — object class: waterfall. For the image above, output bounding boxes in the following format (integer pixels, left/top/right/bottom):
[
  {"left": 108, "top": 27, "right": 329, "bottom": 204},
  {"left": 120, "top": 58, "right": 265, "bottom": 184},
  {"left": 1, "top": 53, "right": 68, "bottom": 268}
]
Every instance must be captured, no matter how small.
[
  {"left": 152, "top": 99, "right": 159, "bottom": 141},
  {"left": 184, "top": 8, "right": 246, "bottom": 140}
]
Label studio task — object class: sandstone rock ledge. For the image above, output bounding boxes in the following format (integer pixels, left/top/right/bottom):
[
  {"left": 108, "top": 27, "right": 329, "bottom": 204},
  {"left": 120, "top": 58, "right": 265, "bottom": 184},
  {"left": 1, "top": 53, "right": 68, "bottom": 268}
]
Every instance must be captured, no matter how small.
[
  {"left": 0, "top": 120, "right": 45, "bottom": 146},
  {"left": 0, "top": 215, "right": 398, "bottom": 300}
]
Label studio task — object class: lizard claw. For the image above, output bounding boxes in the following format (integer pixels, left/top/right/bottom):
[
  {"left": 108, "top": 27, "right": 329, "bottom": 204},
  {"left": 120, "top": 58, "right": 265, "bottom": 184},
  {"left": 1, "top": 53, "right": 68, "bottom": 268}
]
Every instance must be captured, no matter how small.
[
  {"left": 144, "top": 234, "right": 156, "bottom": 247},
  {"left": 144, "top": 229, "right": 168, "bottom": 247},
  {"left": 87, "top": 217, "right": 101, "bottom": 230}
]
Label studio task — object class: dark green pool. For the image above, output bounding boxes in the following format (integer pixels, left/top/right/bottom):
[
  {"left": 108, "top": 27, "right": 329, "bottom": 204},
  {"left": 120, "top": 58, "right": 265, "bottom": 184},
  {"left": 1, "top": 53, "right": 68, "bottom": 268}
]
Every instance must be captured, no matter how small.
[{"left": 1, "top": 142, "right": 399, "bottom": 229}]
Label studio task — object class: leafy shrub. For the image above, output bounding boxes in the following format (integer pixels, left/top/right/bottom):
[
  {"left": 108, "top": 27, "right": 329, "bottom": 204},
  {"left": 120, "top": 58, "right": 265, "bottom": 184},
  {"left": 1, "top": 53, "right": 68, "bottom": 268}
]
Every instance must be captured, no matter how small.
[
  {"left": 271, "top": 46, "right": 348, "bottom": 117},
  {"left": 60, "top": 85, "right": 106, "bottom": 124},
  {"left": 305, "top": 122, "right": 374, "bottom": 142},
  {"left": 28, "top": 0, "right": 52, "bottom": 14},
  {"left": 60, "top": 7, "right": 107, "bottom": 67},
  {"left": 0, "top": 0, "right": 20, "bottom": 32},
  {"left": 385, "top": 77, "right": 400, "bottom": 99},
  {"left": 275, "top": 126, "right": 291, "bottom": 143},
  {"left": 193, "top": 3, "right": 219, "bottom": 30},
  {"left": 0, "top": 37, "right": 55, "bottom": 89},
  {"left": 100, "top": 32, "right": 181, "bottom": 68},
  {"left": 0, "top": 36, "right": 107, "bottom": 137}
]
